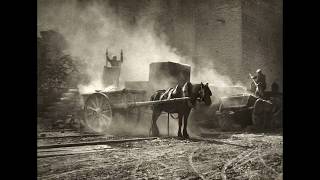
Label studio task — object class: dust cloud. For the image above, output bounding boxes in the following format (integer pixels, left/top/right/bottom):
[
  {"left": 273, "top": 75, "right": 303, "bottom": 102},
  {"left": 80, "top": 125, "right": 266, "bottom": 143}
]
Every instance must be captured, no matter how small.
[
  {"left": 38, "top": 0, "right": 247, "bottom": 136},
  {"left": 38, "top": 0, "right": 183, "bottom": 94},
  {"left": 37, "top": 0, "right": 243, "bottom": 93}
]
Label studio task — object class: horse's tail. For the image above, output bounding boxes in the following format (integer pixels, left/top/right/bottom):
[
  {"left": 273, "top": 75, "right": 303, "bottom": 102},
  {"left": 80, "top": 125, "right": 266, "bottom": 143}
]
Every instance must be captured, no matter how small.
[
  {"left": 150, "top": 94, "right": 155, "bottom": 101},
  {"left": 150, "top": 90, "right": 163, "bottom": 110},
  {"left": 150, "top": 94, "right": 156, "bottom": 110}
]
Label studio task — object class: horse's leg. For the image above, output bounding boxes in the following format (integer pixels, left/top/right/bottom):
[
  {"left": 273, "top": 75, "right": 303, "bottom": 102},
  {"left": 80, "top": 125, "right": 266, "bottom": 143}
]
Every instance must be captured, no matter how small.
[
  {"left": 183, "top": 109, "right": 191, "bottom": 139},
  {"left": 177, "top": 113, "right": 183, "bottom": 137},
  {"left": 151, "top": 109, "right": 161, "bottom": 136}
]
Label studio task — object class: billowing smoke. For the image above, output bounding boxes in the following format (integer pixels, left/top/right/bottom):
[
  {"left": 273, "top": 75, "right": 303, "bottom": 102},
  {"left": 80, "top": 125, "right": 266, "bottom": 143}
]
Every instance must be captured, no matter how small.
[
  {"left": 38, "top": 0, "right": 183, "bottom": 94},
  {"left": 38, "top": 0, "right": 249, "bottom": 136},
  {"left": 191, "top": 63, "right": 234, "bottom": 87},
  {"left": 189, "top": 56, "right": 248, "bottom": 98},
  {"left": 37, "top": 0, "right": 245, "bottom": 93}
]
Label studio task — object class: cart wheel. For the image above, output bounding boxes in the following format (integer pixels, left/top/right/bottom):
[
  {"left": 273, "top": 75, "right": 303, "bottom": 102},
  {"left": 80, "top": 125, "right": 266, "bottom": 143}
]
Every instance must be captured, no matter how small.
[
  {"left": 217, "top": 111, "right": 234, "bottom": 131},
  {"left": 270, "top": 96, "right": 283, "bottom": 128},
  {"left": 84, "top": 93, "right": 112, "bottom": 133},
  {"left": 252, "top": 99, "right": 273, "bottom": 130}
]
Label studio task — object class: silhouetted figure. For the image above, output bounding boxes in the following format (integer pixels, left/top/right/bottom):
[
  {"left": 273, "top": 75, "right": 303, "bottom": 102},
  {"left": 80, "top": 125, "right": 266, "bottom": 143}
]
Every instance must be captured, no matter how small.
[
  {"left": 103, "top": 49, "right": 124, "bottom": 87},
  {"left": 250, "top": 69, "right": 267, "bottom": 97},
  {"left": 106, "top": 49, "right": 123, "bottom": 67},
  {"left": 271, "top": 82, "right": 279, "bottom": 93}
]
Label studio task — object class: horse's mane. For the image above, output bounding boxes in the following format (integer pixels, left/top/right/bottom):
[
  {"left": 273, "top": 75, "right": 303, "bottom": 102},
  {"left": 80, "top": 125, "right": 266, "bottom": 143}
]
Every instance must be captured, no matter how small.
[
  {"left": 182, "top": 82, "right": 203, "bottom": 97},
  {"left": 182, "top": 82, "right": 192, "bottom": 97}
]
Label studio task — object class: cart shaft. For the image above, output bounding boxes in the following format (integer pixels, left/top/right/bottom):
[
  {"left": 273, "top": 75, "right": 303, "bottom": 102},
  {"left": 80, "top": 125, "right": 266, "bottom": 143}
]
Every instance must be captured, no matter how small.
[{"left": 111, "top": 97, "right": 190, "bottom": 109}]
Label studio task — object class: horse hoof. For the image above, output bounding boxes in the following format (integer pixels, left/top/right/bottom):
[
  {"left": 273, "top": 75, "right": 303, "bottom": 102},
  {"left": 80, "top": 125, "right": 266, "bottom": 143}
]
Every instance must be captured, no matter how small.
[
  {"left": 183, "top": 133, "right": 189, "bottom": 139},
  {"left": 178, "top": 132, "right": 183, "bottom": 138}
]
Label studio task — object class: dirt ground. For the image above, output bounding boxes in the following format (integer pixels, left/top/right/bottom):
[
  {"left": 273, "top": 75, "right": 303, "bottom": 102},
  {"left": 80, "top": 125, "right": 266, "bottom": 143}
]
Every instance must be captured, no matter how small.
[{"left": 37, "top": 131, "right": 282, "bottom": 180}]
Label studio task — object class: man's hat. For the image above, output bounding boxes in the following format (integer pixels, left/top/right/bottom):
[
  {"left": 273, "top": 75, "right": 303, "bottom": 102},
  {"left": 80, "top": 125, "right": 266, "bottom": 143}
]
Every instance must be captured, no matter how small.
[{"left": 256, "top": 69, "right": 262, "bottom": 73}]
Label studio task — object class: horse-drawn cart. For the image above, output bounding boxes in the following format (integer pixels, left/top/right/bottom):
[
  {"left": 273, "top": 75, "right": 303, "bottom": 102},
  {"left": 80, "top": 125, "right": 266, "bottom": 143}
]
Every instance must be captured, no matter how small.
[
  {"left": 81, "top": 89, "right": 190, "bottom": 133},
  {"left": 215, "top": 90, "right": 282, "bottom": 131}
]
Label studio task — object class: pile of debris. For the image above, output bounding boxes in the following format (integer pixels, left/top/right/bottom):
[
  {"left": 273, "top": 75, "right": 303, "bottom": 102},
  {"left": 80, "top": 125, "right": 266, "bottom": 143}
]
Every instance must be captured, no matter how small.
[{"left": 38, "top": 88, "right": 83, "bottom": 132}]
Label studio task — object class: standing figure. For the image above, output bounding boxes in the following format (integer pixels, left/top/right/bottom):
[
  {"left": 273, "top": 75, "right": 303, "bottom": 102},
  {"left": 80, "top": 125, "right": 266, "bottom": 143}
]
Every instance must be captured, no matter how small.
[
  {"left": 103, "top": 49, "right": 124, "bottom": 87},
  {"left": 106, "top": 49, "right": 123, "bottom": 67},
  {"left": 250, "top": 69, "right": 267, "bottom": 97},
  {"left": 271, "top": 81, "right": 279, "bottom": 93}
]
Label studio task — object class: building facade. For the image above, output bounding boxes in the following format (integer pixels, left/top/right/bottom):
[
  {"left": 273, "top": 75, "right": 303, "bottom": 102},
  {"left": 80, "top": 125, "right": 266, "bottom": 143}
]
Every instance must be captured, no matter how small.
[{"left": 111, "top": 0, "right": 283, "bottom": 91}]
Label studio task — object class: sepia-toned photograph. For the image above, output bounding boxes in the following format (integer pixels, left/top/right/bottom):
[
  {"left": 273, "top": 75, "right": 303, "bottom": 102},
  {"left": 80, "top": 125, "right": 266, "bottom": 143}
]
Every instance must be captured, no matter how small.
[{"left": 37, "top": 0, "right": 283, "bottom": 179}]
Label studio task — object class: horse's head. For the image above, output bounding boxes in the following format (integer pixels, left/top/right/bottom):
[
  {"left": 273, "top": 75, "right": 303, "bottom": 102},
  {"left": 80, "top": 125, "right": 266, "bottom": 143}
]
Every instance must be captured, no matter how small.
[
  {"left": 182, "top": 82, "right": 212, "bottom": 106},
  {"left": 199, "top": 82, "right": 212, "bottom": 105}
]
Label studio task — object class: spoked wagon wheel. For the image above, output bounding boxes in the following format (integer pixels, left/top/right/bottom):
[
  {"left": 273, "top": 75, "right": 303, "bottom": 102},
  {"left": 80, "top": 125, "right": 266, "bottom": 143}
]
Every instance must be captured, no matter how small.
[
  {"left": 270, "top": 96, "right": 283, "bottom": 129},
  {"left": 84, "top": 93, "right": 112, "bottom": 133},
  {"left": 252, "top": 99, "right": 273, "bottom": 130},
  {"left": 217, "top": 111, "right": 234, "bottom": 131}
]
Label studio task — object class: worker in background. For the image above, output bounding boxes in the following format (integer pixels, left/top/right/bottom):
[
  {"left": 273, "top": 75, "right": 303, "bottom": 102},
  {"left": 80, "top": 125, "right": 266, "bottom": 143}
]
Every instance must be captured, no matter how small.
[
  {"left": 250, "top": 69, "right": 267, "bottom": 97},
  {"left": 271, "top": 81, "right": 279, "bottom": 93}
]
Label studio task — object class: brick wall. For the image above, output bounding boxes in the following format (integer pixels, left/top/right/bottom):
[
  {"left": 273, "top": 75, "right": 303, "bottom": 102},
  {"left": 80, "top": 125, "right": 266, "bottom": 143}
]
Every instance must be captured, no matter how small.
[
  {"left": 109, "top": 0, "right": 283, "bottom": 92},
  {"left": 193, "top": 0, "right": 243, "bottom": 80},
  {"left": 157, "top": 0, "right": 243, "bottom": 83},
  {"left": 241, "top": 0, "right": 283, "bottom": 91}
]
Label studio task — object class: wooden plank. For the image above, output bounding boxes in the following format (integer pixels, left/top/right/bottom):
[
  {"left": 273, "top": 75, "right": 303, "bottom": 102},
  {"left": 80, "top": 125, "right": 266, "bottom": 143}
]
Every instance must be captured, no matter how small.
[
  {"left": 37, "top": 134, "right": 104, "bottom": 139},
  {"left": 37, "top": 145, "right": 113, "bottom": 158},
  {"left": 38, "top": 145, "right": 111, "bottom": 153},
  {"left": 37, "top": 149, "right": 107, "bottom": 158},
  {"left": 37, "top": 137, "right": 158, "bottom": 149}
]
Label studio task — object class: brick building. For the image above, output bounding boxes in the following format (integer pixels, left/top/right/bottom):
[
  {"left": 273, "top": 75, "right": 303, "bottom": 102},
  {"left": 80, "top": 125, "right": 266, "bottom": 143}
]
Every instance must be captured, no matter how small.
[{"left": 111, "top": 0, "right": 283, "bottom": 91}]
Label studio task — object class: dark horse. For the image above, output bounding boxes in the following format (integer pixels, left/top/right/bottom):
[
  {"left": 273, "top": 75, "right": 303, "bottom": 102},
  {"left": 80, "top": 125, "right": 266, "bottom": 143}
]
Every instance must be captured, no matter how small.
[{"left": 150, "top": 82, "right": 212, "bottom": 138}]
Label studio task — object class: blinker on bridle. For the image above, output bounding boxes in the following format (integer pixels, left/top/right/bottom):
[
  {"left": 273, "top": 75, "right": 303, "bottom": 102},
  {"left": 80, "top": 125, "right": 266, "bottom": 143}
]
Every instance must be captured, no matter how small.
[{"left": 198, "top": 84, "right": 205, "bottom": 101}]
